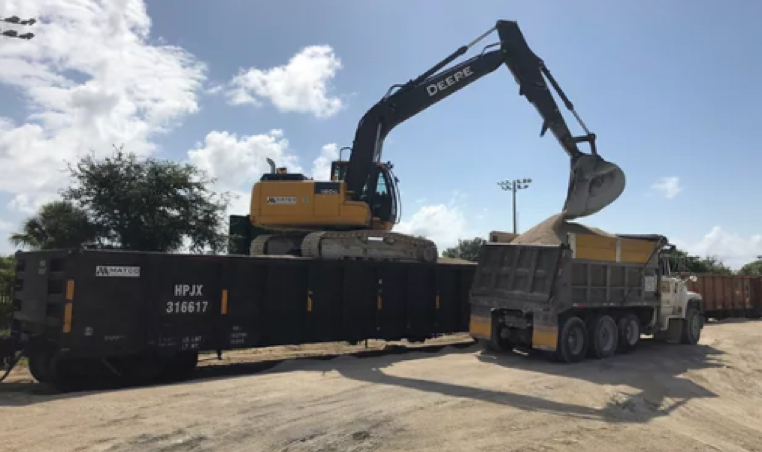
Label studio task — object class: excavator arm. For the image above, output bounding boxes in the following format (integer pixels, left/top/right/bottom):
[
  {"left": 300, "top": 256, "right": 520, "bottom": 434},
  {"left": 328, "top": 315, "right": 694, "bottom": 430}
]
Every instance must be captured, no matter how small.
[{"left": 343, "top": 20, "right": 625, "bottom": 220}]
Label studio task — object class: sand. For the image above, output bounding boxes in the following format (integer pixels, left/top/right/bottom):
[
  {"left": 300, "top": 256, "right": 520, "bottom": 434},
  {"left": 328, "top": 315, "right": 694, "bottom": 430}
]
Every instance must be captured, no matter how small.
[
  {"left": 509, "top": 213, "right": 616, "bottom": 246},
  {"left": 437, "top": 256, "right": 476, "bottom": 265},
  {"left": 2, "top": 320, "right": 762, "bottom": 452}
]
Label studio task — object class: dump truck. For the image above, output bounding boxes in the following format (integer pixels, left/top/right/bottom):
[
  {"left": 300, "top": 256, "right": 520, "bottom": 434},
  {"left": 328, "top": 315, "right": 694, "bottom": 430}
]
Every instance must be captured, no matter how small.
[{"left": 469, "top": 231, "right": 705, "bottom": 363}]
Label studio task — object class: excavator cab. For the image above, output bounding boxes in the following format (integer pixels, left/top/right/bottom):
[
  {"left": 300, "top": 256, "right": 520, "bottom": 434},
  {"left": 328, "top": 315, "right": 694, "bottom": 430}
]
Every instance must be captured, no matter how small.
[
  {"left": 330, "top": 160, "right": 401, "bottom": 227},
  {"left": 329, "top": 160, "right": 348, "bottom": 182}
]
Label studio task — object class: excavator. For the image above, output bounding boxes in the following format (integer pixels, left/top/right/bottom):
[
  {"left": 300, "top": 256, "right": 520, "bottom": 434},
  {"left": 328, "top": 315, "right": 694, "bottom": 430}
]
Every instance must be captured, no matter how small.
[{"left": 247, "top": 20, "right": 626, "bottom": 263}]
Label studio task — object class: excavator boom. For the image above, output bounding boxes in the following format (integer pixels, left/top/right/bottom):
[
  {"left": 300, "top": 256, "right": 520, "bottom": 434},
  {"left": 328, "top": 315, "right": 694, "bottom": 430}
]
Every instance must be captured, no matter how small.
[{"left": 344, "top": 20, "right": 625, "bottom": 219}]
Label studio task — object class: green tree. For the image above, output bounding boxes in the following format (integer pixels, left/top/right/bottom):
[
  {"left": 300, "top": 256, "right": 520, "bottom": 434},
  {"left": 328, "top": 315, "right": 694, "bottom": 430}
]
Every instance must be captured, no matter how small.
[
  {"left": 442, "top": 237, "right": 485, "bottom": 262},
  {"left": 0, "top": 256, "right": 14, "bottom": 326},
  {"left": 8, "top": 200, "right": 98, "bottom": 250},
  {"left": 61, "top": 148, "right": 231, "bottom": 253},
  {"left": 0, "top": 255, "right": 13, "bottom": 287},
  {"left": 738, "top": 259, "right": 762, "bottom": 276},
  {"left": 668, "top": 248, "right": 733, "bottom": 275}
]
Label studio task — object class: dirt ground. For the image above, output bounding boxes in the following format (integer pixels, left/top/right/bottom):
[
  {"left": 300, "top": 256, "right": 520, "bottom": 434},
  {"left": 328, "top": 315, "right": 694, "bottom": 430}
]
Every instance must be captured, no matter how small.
[{"left": 2, "top": 320, "right": 762, "bottom": 452}]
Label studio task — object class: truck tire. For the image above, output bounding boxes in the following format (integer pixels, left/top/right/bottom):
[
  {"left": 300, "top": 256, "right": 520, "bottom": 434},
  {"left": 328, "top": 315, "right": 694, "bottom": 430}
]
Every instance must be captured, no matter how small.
[
  {"left": 554, "top": 316, "right": 588, "bottom": 363},
  {"left": 616, "top": 313, "right": 641, "bottom": 353},
  {"left": 680, "top": 304, "right": 702, "bottom": 345},
  {"left": 587, "top": 315, "right": 618, "bottom": 359}
]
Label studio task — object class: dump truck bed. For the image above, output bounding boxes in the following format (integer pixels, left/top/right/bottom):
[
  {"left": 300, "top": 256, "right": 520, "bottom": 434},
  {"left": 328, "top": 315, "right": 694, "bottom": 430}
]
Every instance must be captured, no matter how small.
[{"left": 470, "top": 238, "right": 662, "bottom": 317}]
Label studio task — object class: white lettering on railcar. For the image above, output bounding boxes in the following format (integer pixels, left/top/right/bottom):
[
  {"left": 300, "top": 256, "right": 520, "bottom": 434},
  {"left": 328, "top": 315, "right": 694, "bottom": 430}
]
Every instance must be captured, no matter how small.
[
  {"left": 174, "top": 284, "right": 204, "bottom": 297},
  {"left": 165, "top": 300, "right": 209, "bottom": 314},
  {"left": 167, "top": 284, "right": 207, "bottom": 315},
  {"left": 95, "top": 266, "right": 141, "bottom": 277},
  {"left": 229, "top": 328, "right": 248, "bottom": 346},
  {"left": 181, "top": 335, "right": 203, "bottom": 350}
]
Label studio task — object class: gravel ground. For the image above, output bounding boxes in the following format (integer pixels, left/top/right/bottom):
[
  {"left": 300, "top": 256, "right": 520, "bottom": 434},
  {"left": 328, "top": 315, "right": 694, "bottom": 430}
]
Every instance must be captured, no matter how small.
[{"left": 2, "top": 320, "right": 762, "bottom": 452}]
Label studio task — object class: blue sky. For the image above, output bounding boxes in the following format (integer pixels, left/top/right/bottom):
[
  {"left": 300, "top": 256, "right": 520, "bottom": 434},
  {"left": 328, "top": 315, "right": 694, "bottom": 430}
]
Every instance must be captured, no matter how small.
[{"left": 0, "top": 0, "right": 761, "bottom": 268}]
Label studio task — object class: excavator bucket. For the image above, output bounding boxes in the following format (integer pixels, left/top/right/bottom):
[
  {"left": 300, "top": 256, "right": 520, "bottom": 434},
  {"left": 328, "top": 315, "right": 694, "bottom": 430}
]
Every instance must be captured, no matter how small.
[{"left": 563, "top": 154, "right": 625, "bottom": 220}]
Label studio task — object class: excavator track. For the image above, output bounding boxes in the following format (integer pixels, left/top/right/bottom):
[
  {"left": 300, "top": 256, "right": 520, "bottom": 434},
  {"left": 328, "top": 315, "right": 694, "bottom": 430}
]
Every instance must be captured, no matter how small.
[
  {"left": 302, "top": 230, "right": 438, "bottom": 263},
  {"left": 249, "top": 232, "right": 305, "bottom": 257},
  {"left": 249, "top": 234, "right": 271, "bottom": 256},
  {"left": 250, "top": 230, "right": 438, "bottom": 263}
]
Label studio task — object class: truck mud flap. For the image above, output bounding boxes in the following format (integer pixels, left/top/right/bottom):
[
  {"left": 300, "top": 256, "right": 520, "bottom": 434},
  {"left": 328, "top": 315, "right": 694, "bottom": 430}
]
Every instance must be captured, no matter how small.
[
  {"left": 531, "top": 312, "right": 558, "bottom": 352},
  {"left": 468, "top": 313, "right": 492, "bottom": 340}
]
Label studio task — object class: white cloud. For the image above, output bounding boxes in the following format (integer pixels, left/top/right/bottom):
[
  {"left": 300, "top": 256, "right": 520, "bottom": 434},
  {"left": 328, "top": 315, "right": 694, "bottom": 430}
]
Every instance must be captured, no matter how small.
[
  {"left": 310, "top": 143, "right": 339, "bottom": 180},
  {"left": 185, "top": 130, "right": 344, "bottom": 223},
  {"left": 7, "top": 192, "right": 59, "bottom": 216},
  {"left": 223, "top": 189, "right": 256, "bottom": 222},
  {"left": 651, "top": 176, "right": 682, "bottom": 199},
  {"left": 0, "top": 0, "right": 207, "bottom": 211},
  {"left": 395, "top": 193, "right": 479, "bottom": 251},
  {"left": 675, "top": 226, "right": 762, "bottom": 270},
  {"left": 187, "top": 129, "right": 302, "bottom": 191},
  {"left": 0, "top": 220, "right": 11, "bottom": 232},
  {"left": 225, "top": 45, "right": 344, "bottom": 118},
  {"left": 204, "top": 84, "right": 224, "bottom": 95}
]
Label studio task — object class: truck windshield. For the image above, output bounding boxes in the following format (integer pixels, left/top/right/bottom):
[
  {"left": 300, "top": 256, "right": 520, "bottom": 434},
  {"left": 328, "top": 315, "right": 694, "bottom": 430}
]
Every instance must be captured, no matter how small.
[{"left": 661, "top": 256, "right": 671, "bottom": 276}]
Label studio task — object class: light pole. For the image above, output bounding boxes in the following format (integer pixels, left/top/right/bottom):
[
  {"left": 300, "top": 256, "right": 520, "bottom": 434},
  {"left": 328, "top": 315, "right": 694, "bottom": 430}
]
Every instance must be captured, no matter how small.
[{"left": 497, "top": 178, "right": 532, "bottom": 234}]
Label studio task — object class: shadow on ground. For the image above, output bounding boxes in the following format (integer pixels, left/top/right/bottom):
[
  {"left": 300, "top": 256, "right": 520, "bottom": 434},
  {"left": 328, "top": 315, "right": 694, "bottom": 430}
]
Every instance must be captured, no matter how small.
[
  {"left": 341, "top": 336, "right": 726, "bottom": 423},
  {"left": 0, "top": 341, "right": 474, "bottom": 406},
  {"left": 0, "top": 330, "right": 728, "bottom": 425}
]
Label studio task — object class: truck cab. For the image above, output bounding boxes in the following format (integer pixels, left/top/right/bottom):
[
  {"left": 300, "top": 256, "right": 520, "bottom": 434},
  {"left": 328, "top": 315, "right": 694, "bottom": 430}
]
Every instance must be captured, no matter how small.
[{"left": 651, "top": 245, "right": 704, "bottom": 340}]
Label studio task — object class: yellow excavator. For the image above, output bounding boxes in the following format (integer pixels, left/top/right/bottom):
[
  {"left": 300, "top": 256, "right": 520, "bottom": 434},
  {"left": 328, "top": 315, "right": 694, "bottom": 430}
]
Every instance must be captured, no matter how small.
[{"left": 247, "top": 20, "right": 626, "bottom": 263}]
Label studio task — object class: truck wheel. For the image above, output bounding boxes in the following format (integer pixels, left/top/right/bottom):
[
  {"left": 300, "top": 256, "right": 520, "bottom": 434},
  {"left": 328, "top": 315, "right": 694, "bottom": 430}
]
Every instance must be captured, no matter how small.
[
  {"left": 616, "top": 313, "right": 641, "bottom": 353},
  {"left": 554, "top": 316, "right": 588, "bottom": 363},
  {"left": 587, "top": 315, "right": 618, "bottom": 359},
  {"left": 680, "top": 305, "right": 702, "bottom": 345}
]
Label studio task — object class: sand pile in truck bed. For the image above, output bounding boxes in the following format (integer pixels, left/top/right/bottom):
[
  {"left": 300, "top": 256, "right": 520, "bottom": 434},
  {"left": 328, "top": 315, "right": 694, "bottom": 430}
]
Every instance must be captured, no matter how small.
[{"left": 510, "top": 213, "right": 615, "bottom": 246}]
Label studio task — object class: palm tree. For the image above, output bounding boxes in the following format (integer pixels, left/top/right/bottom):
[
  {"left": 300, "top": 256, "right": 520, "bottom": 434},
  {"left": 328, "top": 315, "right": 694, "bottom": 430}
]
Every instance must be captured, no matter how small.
[{"left": 8, "top": 201, "right": 98, "bottom": 250}]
